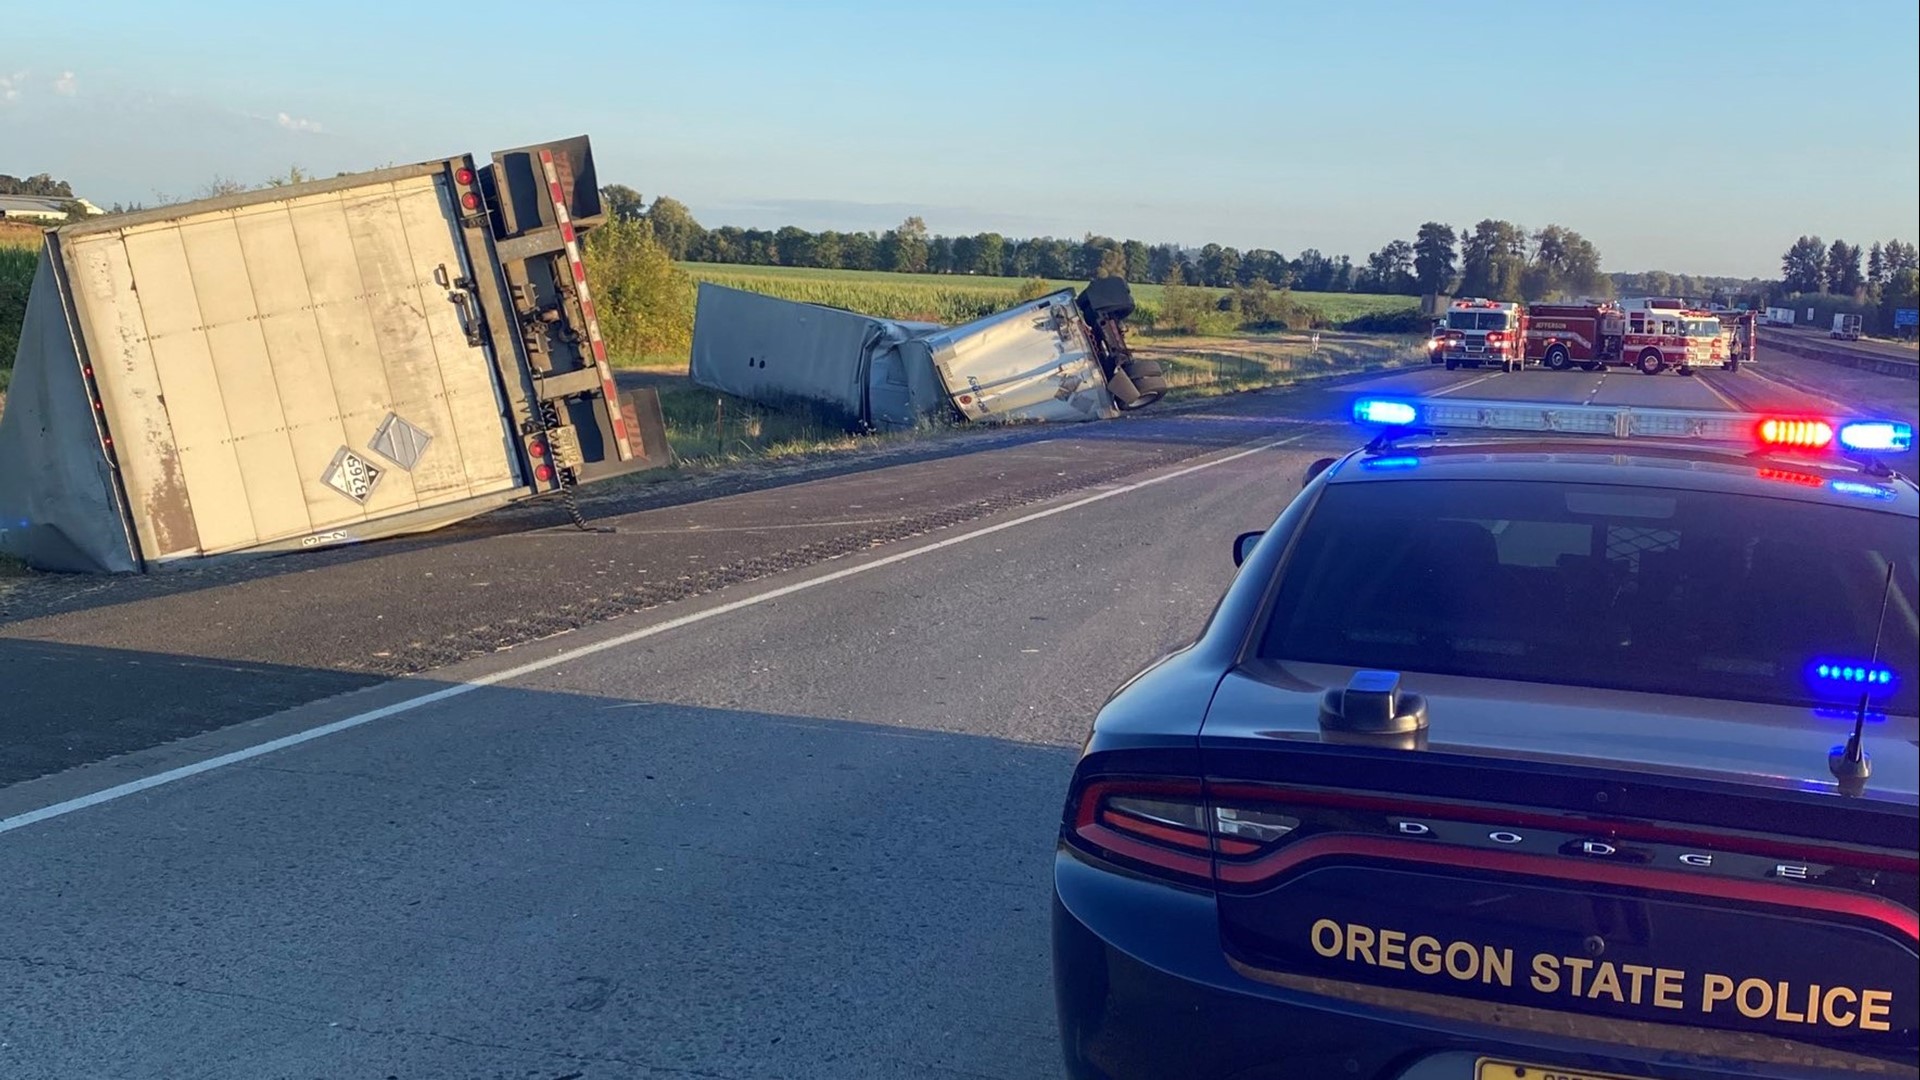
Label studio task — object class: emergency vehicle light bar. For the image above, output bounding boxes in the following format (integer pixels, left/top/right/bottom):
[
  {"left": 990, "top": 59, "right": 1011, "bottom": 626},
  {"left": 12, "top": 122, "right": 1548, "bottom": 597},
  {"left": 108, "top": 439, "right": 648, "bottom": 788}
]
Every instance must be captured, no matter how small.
[{"left": 1351, "top": 396, "right": 1913, "bottom": 454}]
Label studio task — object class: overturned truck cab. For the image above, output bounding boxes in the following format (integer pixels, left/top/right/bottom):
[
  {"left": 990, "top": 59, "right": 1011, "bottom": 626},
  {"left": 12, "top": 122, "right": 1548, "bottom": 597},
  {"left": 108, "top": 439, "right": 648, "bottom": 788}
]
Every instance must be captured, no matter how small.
[
  {"left": 689, "top": 275, "right": 1164, "bottom": 432},
  {"left": 0, "top": 135, "right": 669, "bottom": 574}
]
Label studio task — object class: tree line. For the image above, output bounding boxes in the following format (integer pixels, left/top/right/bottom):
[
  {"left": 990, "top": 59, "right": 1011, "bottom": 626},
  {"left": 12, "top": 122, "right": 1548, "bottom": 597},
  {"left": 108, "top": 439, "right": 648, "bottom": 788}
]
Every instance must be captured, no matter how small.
[
  {"left": 0, "top": 174, "right": 76, "bottom": 198},
  {"left": 1773, "top": 236, "right": 1920, "bottom": 335},
  {"left": 600, "top": 185, "right": 1617, "bottom": 302}
]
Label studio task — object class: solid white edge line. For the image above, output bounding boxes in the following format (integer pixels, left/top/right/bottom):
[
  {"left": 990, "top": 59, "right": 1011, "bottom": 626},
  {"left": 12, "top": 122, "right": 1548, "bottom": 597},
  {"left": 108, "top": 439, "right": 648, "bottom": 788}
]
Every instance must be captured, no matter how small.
[{"left": 0, "top": 432, "right": 1309, "bottom": 837}]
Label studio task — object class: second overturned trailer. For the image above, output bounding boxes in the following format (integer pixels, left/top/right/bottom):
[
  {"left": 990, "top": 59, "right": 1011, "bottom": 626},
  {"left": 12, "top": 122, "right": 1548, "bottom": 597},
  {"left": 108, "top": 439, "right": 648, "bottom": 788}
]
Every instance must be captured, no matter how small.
[{"left": 689, "top": 276, "right": 1167, "bottom": 431}]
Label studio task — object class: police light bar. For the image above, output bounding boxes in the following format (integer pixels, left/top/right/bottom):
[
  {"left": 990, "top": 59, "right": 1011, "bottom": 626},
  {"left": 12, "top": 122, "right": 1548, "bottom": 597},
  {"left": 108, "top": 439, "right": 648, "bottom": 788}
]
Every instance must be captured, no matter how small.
[{"left": 1351, "top": 396, "right": 1913, "bottom": 454}]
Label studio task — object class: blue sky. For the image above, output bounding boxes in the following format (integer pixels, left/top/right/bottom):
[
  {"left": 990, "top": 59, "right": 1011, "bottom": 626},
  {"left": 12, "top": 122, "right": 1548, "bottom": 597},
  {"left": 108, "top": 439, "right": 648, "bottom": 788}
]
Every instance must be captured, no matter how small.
[{"left": 3, "top": 0, "right": 1915, "bottom": 278}]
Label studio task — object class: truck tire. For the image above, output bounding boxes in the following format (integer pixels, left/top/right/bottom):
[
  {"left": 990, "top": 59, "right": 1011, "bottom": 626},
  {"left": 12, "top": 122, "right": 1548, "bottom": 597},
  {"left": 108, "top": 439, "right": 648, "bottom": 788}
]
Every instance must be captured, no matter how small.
[
  {"left": 1637, "top": 350, "right": 1666, "bottom": 375},
  {"left": 1544, "top": 345, "right": 1571, "bottom": 371},
  {"left": 1107, "top": 368, "right": 1165, "bottom": 411},
  {"left": 1120, "top": 359, "right": 1168, "bottom": 399},
  {"left": 1444, "top": 357, "right": 1457, "bottom": 370}
]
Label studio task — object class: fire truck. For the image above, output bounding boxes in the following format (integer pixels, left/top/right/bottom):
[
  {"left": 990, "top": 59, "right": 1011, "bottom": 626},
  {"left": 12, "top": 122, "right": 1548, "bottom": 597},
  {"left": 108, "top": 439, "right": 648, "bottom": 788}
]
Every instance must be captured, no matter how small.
[
  {"left": 1436, "top": 298, "right": 1528, "bottom": 371},
  {"left": 1523, "top": 302, "right": 1625, "bottom": 372},
  {"left": 1525, "top": 301, "right": 1750, "bottom": 375},
  {"left": 1620, "top": 303, "right": 1732, "bottom": 374}
]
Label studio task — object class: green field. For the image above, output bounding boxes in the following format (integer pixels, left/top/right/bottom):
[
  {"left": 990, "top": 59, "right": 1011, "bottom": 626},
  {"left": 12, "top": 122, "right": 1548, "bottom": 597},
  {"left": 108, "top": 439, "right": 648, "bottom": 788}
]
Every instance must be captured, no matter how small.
[{"left": 677, "top": 263, "right": 1419, "bottom": 326}]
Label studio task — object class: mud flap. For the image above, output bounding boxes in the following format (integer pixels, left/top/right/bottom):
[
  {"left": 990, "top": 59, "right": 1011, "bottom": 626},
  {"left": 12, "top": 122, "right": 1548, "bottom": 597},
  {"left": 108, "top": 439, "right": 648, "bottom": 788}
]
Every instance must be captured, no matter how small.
[{"left": 617, "top": 389, "right": 674, "bottom": 468}]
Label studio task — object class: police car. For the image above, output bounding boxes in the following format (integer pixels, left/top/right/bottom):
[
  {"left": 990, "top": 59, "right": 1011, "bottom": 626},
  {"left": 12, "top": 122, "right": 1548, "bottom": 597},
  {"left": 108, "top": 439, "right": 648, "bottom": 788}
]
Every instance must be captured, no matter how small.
[{"left": 1053, "top": 398, "right": 1917, "bottom": 1080}]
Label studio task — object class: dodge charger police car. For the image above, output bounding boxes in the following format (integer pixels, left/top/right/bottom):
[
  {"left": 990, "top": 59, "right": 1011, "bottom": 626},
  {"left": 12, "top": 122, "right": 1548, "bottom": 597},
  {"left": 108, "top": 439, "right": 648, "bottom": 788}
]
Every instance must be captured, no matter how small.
[{"left": 1053, "top": 398, "right": 1917, "bottom": 1080}]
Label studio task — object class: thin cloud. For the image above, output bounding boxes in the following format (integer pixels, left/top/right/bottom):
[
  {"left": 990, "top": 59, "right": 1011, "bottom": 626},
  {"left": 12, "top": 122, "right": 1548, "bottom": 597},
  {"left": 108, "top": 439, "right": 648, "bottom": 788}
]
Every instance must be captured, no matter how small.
[
  {"left": 0, "top": 70, "right": 26, "bottom": 104},
  {"left": 275, "top": 111, "right": 323, "bottom": 134},
  {"left": 52, "top": 71, "right": 77, "bottom": 96}
]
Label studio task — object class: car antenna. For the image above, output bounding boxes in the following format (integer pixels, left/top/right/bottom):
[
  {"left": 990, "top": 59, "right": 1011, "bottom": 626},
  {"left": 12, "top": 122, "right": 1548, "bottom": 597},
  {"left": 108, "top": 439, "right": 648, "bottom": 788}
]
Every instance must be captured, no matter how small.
[{"left": 1828, "top": 561, "right": 1897, "bottom": 797}]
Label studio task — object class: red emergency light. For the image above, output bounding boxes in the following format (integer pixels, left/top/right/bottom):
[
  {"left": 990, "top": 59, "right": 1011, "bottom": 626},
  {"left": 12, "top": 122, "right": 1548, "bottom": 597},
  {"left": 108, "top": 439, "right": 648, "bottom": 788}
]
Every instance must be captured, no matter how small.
[{"left": 1756, "top": 418, "right": 1835, "bottom": 449}]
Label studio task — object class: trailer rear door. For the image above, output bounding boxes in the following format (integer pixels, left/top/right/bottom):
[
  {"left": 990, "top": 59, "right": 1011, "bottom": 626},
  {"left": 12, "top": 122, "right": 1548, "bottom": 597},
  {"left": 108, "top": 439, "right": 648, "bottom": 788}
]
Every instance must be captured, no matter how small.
[{"left": 64, "top": 171, "right": 522, "bottom": 563}]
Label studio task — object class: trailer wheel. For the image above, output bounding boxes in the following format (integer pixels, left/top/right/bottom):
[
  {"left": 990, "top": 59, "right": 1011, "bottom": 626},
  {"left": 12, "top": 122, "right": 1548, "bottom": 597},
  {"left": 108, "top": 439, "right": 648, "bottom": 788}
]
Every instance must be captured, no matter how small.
[
  {"left": 1544, "top": 345, "right": 1571, "bottom": 371},
  {"left": 1637, "top": 350, "right": 1666, "bottom": 375},
  {"left": 1107, "top": 367, "right": 1163, "bottom": 411},
  {"left": 1120, "top": 359, "right": 1168, "bottom": 397}
]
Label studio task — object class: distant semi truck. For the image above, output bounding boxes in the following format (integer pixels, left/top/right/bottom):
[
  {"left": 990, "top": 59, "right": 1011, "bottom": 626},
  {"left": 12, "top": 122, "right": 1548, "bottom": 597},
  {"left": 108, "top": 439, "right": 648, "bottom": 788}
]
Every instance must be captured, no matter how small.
[
  {"left": 1831, "top": 313, "right": 1864, "bottom": 340},
  {"left": 0, "top": 135, "right": 669, "bottom": 573},
  {"left": 1764, "top": 306, "right": 1796, "bottom": 327}
]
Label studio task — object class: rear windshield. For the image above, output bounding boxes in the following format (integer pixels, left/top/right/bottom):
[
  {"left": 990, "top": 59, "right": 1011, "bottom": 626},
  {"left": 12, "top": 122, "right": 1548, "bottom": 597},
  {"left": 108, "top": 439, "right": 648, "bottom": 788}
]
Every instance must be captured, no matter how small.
[
  {"left": 1261, "top": 480, "right": 1918, "bottom": 712},
  {"left": 1447, "top": 311, "right": 1510, "bottom": 331}
]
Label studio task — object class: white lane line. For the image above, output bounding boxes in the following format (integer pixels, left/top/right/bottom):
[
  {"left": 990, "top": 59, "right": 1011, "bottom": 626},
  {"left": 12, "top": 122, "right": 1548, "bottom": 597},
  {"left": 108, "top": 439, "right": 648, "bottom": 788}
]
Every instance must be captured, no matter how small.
[
  {"left": 0, "top": 433, "right": 1309, "bottom": 838},
  {"left": 1434, "top": 371, "right": 1502, "bottom": 396}
]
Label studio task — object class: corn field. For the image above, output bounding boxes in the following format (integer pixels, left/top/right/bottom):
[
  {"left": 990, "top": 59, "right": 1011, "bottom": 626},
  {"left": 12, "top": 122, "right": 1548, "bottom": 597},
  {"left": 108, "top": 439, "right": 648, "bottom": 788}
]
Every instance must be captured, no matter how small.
[{"left": 687, "top": 268, "right": 1037, "bottom": 325}]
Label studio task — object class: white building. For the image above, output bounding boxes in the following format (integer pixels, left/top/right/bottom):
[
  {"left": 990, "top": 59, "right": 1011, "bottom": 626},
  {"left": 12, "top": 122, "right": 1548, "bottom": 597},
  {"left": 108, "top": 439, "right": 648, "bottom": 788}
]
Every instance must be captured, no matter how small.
[{"left": 0, "top": 194, "right": 102, "bottom": 221}]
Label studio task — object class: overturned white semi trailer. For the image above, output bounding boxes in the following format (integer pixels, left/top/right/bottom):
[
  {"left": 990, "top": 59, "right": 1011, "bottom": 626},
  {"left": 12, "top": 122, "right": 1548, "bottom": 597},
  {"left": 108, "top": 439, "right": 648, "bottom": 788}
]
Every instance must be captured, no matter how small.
[{"left": 688, "top": 277, "right": 1165, "bottom": 431}]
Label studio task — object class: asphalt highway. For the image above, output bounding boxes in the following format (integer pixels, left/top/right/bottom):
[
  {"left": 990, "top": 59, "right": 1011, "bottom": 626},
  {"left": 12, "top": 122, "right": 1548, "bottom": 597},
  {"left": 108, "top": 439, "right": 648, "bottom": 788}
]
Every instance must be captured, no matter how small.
[{"left": 0, "top": 350, "right": 1913, "bottom": 1078}]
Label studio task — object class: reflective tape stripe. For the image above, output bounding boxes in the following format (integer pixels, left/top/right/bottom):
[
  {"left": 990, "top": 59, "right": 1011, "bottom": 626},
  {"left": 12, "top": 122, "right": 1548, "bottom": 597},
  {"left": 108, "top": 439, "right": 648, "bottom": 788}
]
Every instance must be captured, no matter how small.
[{"left": 539, "top": 148, "right": 632, "bottom": 460}]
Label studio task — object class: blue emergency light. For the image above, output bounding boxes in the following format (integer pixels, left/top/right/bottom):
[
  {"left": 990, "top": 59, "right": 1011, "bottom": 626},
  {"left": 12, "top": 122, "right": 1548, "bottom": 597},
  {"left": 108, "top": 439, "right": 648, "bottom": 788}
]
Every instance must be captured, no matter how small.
[
  {"left": 1353, "top": 398, "right": 1418, "bottom": 426},
  {"left": 1814, "top": 662, "right": 1897, "bottom": 687},
  {"left": 1837, "top": 420, "right": 1913, "bottom": 454}
]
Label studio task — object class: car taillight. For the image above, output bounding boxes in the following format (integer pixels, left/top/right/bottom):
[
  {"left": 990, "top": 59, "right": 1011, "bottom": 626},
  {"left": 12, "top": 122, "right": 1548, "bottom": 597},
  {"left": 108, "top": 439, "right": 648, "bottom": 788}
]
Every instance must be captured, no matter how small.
[{"left": 1070, "top": 779, "right": 1300, "bottom": 883}]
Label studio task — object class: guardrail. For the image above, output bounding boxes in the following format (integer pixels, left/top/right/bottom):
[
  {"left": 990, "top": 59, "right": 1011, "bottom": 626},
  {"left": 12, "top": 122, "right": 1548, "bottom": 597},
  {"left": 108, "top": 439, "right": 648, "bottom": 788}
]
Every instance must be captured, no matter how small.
[{"left": 1757, "top": 329, "right": 1919, "bottom": 380}]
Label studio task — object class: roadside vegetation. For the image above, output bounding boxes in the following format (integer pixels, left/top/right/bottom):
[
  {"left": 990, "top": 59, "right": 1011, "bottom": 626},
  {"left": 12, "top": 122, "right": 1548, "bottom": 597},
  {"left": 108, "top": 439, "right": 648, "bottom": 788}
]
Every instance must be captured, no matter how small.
[{"left": 1, "top": 233, "right": 41, "bottom": 395}]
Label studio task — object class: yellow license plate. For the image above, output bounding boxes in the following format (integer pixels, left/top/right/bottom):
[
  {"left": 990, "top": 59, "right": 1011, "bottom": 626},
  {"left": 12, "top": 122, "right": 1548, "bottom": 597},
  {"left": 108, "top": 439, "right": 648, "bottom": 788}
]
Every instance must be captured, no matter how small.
[{"left": 1476, "top": 1059, "right": 1641, "bottom": 1080}]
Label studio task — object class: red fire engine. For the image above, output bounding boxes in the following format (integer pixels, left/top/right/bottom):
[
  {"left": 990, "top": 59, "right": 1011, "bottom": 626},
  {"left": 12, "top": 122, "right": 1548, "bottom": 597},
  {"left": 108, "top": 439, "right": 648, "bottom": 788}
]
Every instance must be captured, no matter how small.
[
  {"left": 1525, "top": 300, "right": 1748, "bottom": 375},
  {"left": 1524, "top": 303, "right": 1626, "bottom": 372},
  {"left": 1620, "top": 302, "right": 1729, "bottom": 375},
  {"left": 1436, "top": 298, "right": 1528, "bottom": 371}
]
